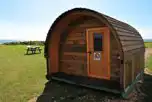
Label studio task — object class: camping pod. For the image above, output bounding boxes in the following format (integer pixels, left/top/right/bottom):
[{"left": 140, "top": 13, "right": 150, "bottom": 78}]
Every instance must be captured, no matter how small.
[{"left": 44, "top": 8, "right": 145, "bottom": 98}]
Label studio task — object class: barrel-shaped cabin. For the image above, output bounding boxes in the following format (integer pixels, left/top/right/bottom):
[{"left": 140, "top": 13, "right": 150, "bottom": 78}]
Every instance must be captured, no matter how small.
[{"left": 44, "top": 8, "right": 145, "bottom": 98}]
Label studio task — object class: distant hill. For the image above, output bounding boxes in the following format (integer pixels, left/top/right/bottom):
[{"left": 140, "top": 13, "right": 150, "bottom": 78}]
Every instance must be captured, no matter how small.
[
  {"left": 0, "top": 40, "right": 18, "bottom": 44},
  {"left": 1, "top": 40, "right": 45, "bottom": 45},
  {"left": 144, "top": 39, "right": 152, "bottom": 42}
]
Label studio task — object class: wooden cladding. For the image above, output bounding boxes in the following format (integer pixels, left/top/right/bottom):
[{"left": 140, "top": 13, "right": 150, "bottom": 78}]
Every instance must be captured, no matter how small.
[
  {"left": 60, "top": 62, "right": 87, "bottom": 76},
  {"left": 125, "top": 60, "right": 133, "bottom": 87},
  {"left": 63, "top": 52, "right": 86, "bottom": 56},
  {"left": 68, "top": 32, "right": 85, "bottom": 37},
  {"left": 111, "top": 22, "right": 135, "bottom": 32},
  {"left": 117, "top": 31, "right": 141, "bottom": 38},
  {"left": 104, "top": 15, "right": 133, "bottom": 31},
  {"left": 61, "top": 39, "right": 86, "bottom": 44},
  {"left": 106, "top": 15, "right": 144, "bottom": 59},
  {"left": 60, "top": 60, "right": 86, "bottom": 64},
  {"left": 59, "top": 18, "right": 100, "bottom": 76},
  {"left": 61, "top": 44, "right": 86, "bottom": 52},
  {"left": 123, "top": 44, "right": 144, "bottom": 52},
  {"left": 115, "top": 25, "right": 144, "bottom": 53},
  {"left": 121, "top": 41, "right": 143, "bottom": 46},
  {"left": 124, "top": 50, "right": 144, "bottom": 88},
  {"left": 114, "top": 27, "right": 136, "bottom": 35},
  {"left": 67, "top": 36, "right": 85, "bottom": 40},
  {"left": 79, "top": 22, "right": 102, "bottom": 28},
  {"left": 110, "top": 53, "right": 121, "bottom": 81},
  {"left": 119, "top": 36, "right": 142, "bottom": 41},
  {"left": 110, "top": 33, "right": 121, "bottom": 81},
  {"left": 61, "top": 31, "right": 86, "bottom": 45},
  {"left": 60, "top": 54, "right": 87, "bottom": 61}
]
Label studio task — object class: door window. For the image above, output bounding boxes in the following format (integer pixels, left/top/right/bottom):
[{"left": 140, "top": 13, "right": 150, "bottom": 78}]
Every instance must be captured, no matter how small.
[{"left": 93, "top": 33, "right": 103, "bottom": 51}]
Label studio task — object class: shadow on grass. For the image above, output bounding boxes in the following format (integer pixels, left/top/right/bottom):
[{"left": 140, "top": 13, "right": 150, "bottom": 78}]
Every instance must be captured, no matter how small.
[
  {"left": 36, "top": 73, "right": 152, "bottom": 102},
  {"left": 24, "top": 53, "right": 41, "bottom": 55}
]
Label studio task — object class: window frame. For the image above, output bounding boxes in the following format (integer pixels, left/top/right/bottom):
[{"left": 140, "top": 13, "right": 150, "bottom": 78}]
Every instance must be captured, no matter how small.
[{"left": 93, "top": 33, "right": 103, "bottom": 51}]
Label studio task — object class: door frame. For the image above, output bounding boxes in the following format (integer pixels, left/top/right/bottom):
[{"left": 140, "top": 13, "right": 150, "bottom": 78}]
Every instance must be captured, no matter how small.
[{"left": 86, "top": 27, "right": 110, "bottom": 80}]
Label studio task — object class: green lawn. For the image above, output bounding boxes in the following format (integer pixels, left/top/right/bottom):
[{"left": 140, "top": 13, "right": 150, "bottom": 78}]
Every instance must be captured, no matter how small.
[
  {"left": 0, "top": 45, "right": 47, "bottom": 102},
  {"left": 146, "top": 56, "right": 152, "bottom": 71},
  {"left": 145, "top": 42, "right": 152, "bottom": 72},
  {"left": 144, "top": 42, "right": 152, "bottom": 48}
]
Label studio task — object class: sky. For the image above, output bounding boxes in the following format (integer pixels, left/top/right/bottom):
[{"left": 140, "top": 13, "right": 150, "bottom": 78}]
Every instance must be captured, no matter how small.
[{"left": 0, "top": 0, "right": 152, "bottom": 41}]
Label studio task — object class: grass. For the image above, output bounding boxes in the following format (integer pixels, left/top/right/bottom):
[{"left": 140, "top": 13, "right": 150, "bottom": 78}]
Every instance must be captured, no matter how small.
[
  {"left": 144, "top": 42, "right": 152, "bottom": 72},
  {"left": 0, "top": 45, "right": 47, "bottom": 102},
  {"left": 144, "top": 42, "right": 152, "bottom": 48},
  {"left": 146, "top": 56, "right": 152, "bottom": 72}
]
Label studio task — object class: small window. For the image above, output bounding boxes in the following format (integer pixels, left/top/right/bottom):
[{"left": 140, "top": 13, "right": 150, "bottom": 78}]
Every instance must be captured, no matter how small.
[{"left": 94, "top": 33, "right": 103, "bottom": 51}]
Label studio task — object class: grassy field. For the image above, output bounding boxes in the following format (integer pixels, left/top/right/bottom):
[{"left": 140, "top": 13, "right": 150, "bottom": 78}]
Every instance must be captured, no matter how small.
[
  {"left": 146, "top": 56, "right": 152, "bottom": 71},
  {"left": 144, "top": 42, "right": 152, "bottom": 48},
  {"left": 145, "top": 42, "right": 152, "bottom": 71},
  {"left": 0, "top": 45, "right": 46, "bottom": 102}
]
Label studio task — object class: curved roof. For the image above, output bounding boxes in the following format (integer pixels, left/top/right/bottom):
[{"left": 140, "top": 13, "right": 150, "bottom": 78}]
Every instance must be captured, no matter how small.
[{"left": 45, "top": 8, "right": 145, "bottom": 57}]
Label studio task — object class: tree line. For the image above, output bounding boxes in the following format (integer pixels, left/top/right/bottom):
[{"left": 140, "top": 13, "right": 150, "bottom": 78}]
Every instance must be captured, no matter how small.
[{"left": 3, "top": 41, "right": 45, "bottom": 45}]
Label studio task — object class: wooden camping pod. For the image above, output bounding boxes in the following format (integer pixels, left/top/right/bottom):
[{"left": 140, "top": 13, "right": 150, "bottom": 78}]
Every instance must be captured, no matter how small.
[{"left": 44, "top": 8, "right": 145, "bottom": 98}]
